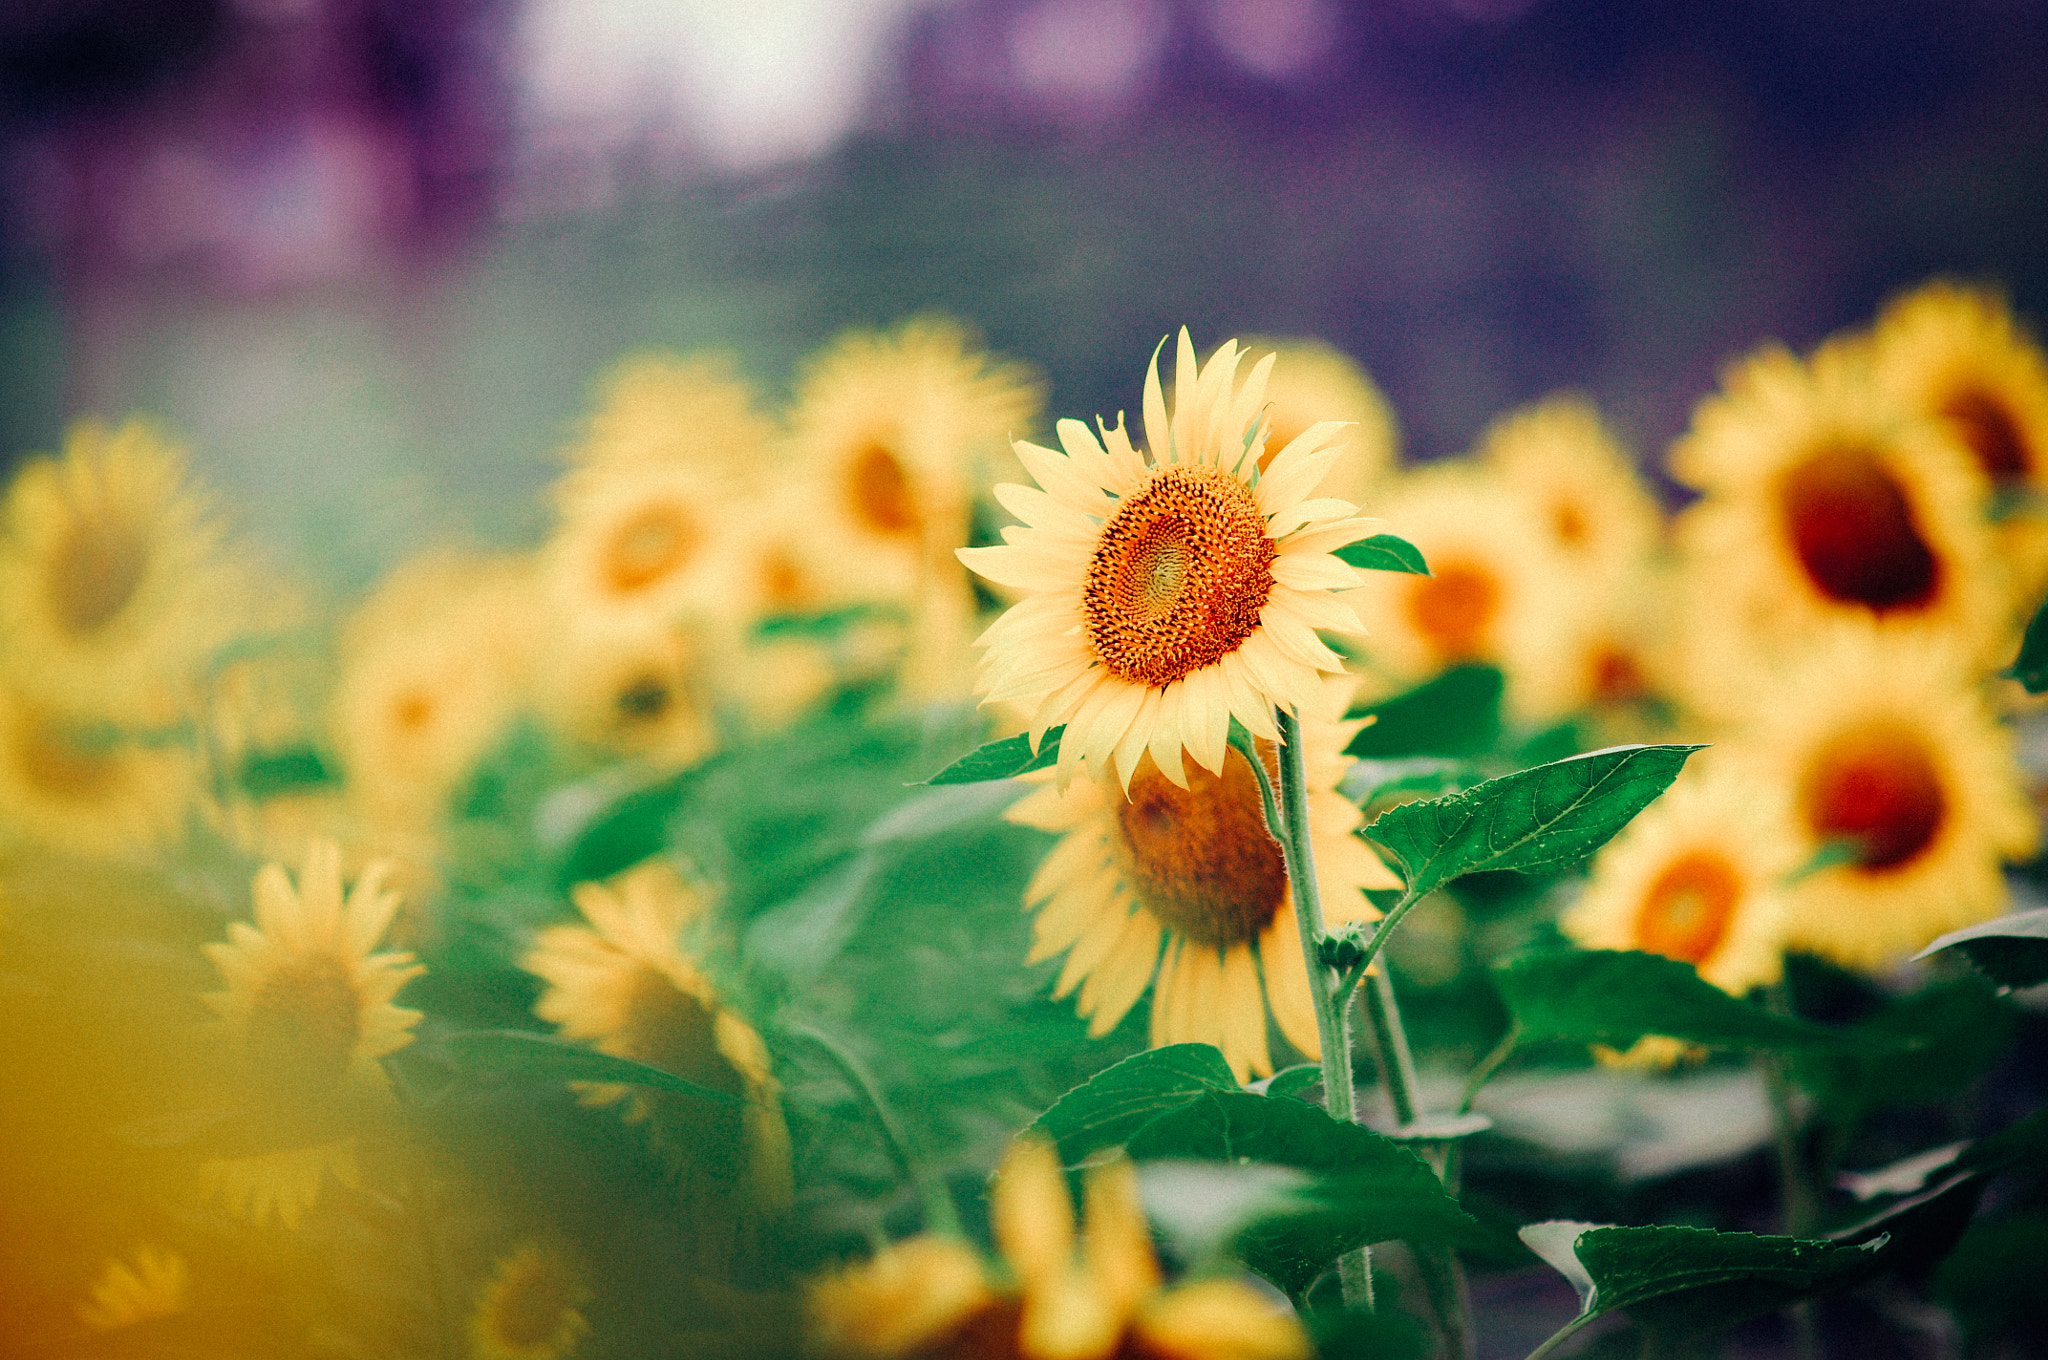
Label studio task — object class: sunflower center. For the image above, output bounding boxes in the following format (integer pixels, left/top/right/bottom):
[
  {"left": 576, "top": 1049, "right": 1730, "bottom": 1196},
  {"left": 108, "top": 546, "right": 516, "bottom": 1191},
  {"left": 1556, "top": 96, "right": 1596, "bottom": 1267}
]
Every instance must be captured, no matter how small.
[
  {"left": 603, "top": 503, "right": 699, "bottom": 595},
  {"left": 1113, "top": 744, "right": 1287, "bottom": 948},
  {"left": 1552, "top": 500, "right": 1589, "bottom": 547},
  {"left": 17, "top": 717, "right": 117, "bottom": 800},
  {"left": 246, "top": 954, "right": 362, "bottom": 1086},
  {"left": 1940, "top": 385, "right": 2030, "bottom": 483},
  {"left": 392, "top": 689, "right": 436, "bottom": 733},
  {"left": 486, "top": 1257, "right": 582, "bottom": 1350},
  {"left": 1590, "top": 645, "right": 1649, "bottom": 705},
  {"left": 1776, "top": 444, "right": 1940, "bottom": 612},
  {"left": 1635, "top": 850, "right": 1742, "bottom": 966},
  {"left": 1799, "top": 723, "right": 1947, "bottom": 873},
  {"left": 51, "top": 517, "right": 150, "bottom": 637},
  {"left": 1082, "top": 466, "right": 1277, "bottom": 687},
  {"left": 616, "top": 672, "right": 672, "bottom": 725},
  {"left": 850, "top": 441, "right": 919, "bottom": 537},
  {"left": 1406, "top": 558, "right": 1499, "bottom": 663},
  {"left": 761, "top": 549, "right": 808, "bottom": 609}
]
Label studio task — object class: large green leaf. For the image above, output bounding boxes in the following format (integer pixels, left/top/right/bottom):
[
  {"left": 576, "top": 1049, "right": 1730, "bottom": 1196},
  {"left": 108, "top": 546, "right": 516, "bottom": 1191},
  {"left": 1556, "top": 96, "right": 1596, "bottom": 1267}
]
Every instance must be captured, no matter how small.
[
  {"left": 1789, "top": 975, "right": 2012, "bottom": 1117},
  {"left": 442, "top": 1030, "right": 750, "bottom": 1106},
  {"left": 917, "top": 726, "right": 1064, "bottom": 786},
  {"left": 1124, "top": 1090, "right": 1495, "bottom": 1293},
  {"left": 1335, "top": 533, "right": 1430, "bottom": 576},
  {"left": 1522, "top": 1221, "right": 1885, "bottom": 1346},
  {"left": 1364, "top": 745, "right": 1700, "bottom": 898},
  {"left": 1027, "top": 1043, "right": 1238, "bottom": 1164},
  {"left": 1344, "top": 665, "right": 1502, "bottom": 759},
  {"left": 1492, "top": 950, "right": 1861, "bottom": 1052},
  {"left": 2006, "top": 593, "right": 2048, "bottom": 692},
  {"left": 1914, "top": 906, "right": 2048, "bottom": 989}
]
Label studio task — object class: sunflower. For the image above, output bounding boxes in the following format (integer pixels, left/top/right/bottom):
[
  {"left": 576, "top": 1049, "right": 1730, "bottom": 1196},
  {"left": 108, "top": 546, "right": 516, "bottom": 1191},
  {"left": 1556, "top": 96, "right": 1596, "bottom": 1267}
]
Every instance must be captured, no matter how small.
[
  {"left": 1479, "top": 393, "right": 1662, "bottom": 581},
  {"left": 198, "top": 838, "right": 422, "bottom": 1226},
  {"left": 1508, "top": 561, "right": 1677, "bottom": 733},
  {"left": 1863, "top": 279, "right": 2048, "bottom": 602},
  {"left": 1669, "top": 343, "right": 2006, "bottom": 714},
  {"left": 1720, "top": 633, "right": 2037, "bottom": 972},
  {"left": 558, "top": 349, "right": 779, "bottom": 483},
  {"left": 1007, "top": 686, "right": 1396, "bottom": 1081},
  {"left": 76, "top": 1245, "right": 190, "bottom": 1331},
  {"left": 543, "top": 453, "right": 739, "bottom": 633},
  {"left": 469, "top": 1241, "right": 593, "bottom": 1360},
  {"left": 0, "top": 417, "right": 249, "bottom": 726},
  {"left": 963, "top": 331, "right": 1382, "bottom": 791},
  {"left": 0, "top": 682, "right": 196, "bottom": 857},
  {"left": 331, "top": 552, "right": 537, "bottom": 826},
  {"left": 1243, "top": 338, "right": 1399, "bottom": 502},
  {"left": 534, "top": 613, "right": 716, "bottom": 769},
  {"left": 523, "top": 860, "right": 793, "bottom": 1215},
  {"left": 806, "top": 1138, "right": 1310, "bottom": 1360}
]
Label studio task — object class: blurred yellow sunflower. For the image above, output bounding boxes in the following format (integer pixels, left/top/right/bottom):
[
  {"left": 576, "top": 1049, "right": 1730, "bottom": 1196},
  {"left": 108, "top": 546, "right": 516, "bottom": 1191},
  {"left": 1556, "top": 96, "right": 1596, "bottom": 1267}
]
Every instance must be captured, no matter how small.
[
  {"left": 807, "top": 1139, "right": 1309, "bottom": 1360},
  {"left": 76, "top": 1245, "right": 190, "bottom": 1330},
  {"left": 544, "top": 454, "right": 738, "bottom": 630},
  {"left": 469, "top": 1240, "right": 592, "bottom": 1360},
  {"left": 0, "top": 683, "right": 195, "bottom": 857},
  {"left": 1725, "top": 634, "right": 2037, "bottom": 972},
  {"left": 0, "top": 417, "right": 247, "bottom": 726},
  {"left": 331, "top": 552, "right": 537, "bottom": 826},
  {"left": 1007, "top": 686, "right": 1396, "bottom": 1081},
  {"left": 558, "top": 349, "right": 778, "bottom": 482},
  {"left": 1509, "top": 562, "right": 1676, "bottom": 732},
  {"left": 1243, "top": 337, "right": 1399, "bottom": 502},
  {"left": 198, "top": 839, "right": 422, "bottom": 1226},
  {"left": 962, "top": 332, "right": 1380, "bottom": 791},
  {"left": 534, "top": 614, "right": 716, "bottom": 769},
  {"left": 523, "top": 860, "right": 792, "bottom": 1214},
  {"left": 1670, "top": 344, "right": 2005, "bottom": 714},
  {"left": 1479, "top": 393, "right": 1662, "bottom": 580}
]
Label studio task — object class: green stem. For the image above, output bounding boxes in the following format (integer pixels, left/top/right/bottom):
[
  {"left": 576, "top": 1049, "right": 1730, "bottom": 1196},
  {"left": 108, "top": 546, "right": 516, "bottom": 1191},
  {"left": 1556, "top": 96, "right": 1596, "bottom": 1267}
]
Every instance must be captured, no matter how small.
[
  {"left": 1524, "top": 1313, "right": 1595, "bottom": 1360},
  {"left": 1363, "top": 967, "right": 1421, "bottom": 1127},
  {"left": 1458, "top": 1027, "right": 1521, "bottom": 1116},
  {"left": 791, "top": 1023, "right": 962, "bottom": 1238}
]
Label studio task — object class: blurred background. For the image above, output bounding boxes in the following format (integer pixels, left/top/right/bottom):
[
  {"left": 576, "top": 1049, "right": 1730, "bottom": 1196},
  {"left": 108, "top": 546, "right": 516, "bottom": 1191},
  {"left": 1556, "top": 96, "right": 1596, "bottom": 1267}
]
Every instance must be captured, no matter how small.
[{"left": 2, "top": 0, "right": 2046, "bottom": 584}]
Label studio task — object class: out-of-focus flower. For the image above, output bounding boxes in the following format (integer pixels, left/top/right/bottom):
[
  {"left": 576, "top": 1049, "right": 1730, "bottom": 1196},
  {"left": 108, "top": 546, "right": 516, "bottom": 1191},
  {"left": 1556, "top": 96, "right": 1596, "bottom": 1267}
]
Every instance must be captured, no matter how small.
[
  {"left": 962, "top": 331, "right": 1376, "bottom": 790},
  {"left": 76, "top": 1245, "right": 190, "bottom": 1331},
  {"left": 1006, "top": 685, "right": 1394, "bottom": 1080},
  {"left": 469, "top": 1241, "right": 593, "bottom": 1360},
  {"left": 535, "top": 615, "right": 717, "bottom": 769},
  {"left": 1243, "top": 338, "right": 1399, "bottom": 503},
  {"left": 0, "top": 684, "right": 196, "bottom": 858},
  {"left": 0, "top": 417, "right": 248, "bottom": 727},
  {"left": 1480, "top": 394, "right": 1661, "bottom": 581},
  {"left": 1726, "top": 634, "right": 2037, "bottom": 972},
  {"left": 544, "top": 456, "right": 737, "bottom": 629},
  {"left": 806, "top": 1139, "right": 1309, "bottom": 1359},
  {"left": 559, "top": 350, "right": 780, "bottom": 484}
]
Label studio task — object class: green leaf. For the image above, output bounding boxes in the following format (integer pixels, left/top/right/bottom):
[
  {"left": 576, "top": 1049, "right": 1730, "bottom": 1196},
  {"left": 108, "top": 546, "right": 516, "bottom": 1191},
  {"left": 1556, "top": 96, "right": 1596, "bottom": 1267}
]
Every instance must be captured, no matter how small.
[
  {"left": 917, "top": 726, "right": 1064, "bottom": 786},
  {"left": 1345, "top": 665, "right": 1503, "bottom": 759},
  {"left": 1914, "top": 906, "right": 2048, "bottom": 989},
  {"left": 442, "top": 1030, "right": 750, "bottom": 1106},
  {"left": 1259, "top": 1064, "right": 1322, "bottom": 1103},
  {"left": 2006, "top": 594, "right": 2048, "bottom": 692},
  {"left": 1522, "top": 1221, "right": 1885, "bottom": 1345},
  {"left": 742, "top": 854, "right": 877, "bottom": 986},
  {"left": 753, "top": 603, "right": 896, "bottom": 639},
  {"left": 1124, "top": 1090, "right": 1495, "bottom": 1293},
  {"left": 1027, "top": 1043, "right": 1238, "bottom": 1164},
  {"left": 1336, "top": 533, "right": 1430, "bottom": 576},
  {"left": 1492, "top": 950, "right": 1862, "bottom": 1052},
  {"left": 234, "top": 746, "right": 338, "bottom": 798},
  {"left": 1364, "top": 745, "right": 1701, "bottom": 898},
  {"left": 1789, "top": 975, "right": 2012, "bottom": 1116}
]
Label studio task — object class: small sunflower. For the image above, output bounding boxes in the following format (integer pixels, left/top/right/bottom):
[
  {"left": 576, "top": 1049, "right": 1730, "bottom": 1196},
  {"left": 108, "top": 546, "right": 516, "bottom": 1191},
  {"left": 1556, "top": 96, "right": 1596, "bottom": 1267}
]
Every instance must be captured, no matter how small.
[
  {"left": 1479, "top": 393, "right": 1662, "bottom": 581},
  {"left": 0, "top": 682, "right": 196, "bottom": 858},
  {"left": 806, "top": 1139, "right": 1310, "bottom": 1360},
  {"left": 535, "top": 614, "right": 716, "bottom": 769},
  {"left": 469, "top": 1240, "right": 593, "bottom": 1360},
  {"left": 76, "top": 1245, "right": 190, "bottom": 1331},
  {"left": 1243, "top": 337, "right": 1399, "bottom": 502},
  {"left": 523, "top": 861, "right": 793, "bottom": 1214},
  {"left": 1669, "top": 343, "right": 2006, "bottom": 712},
  {"left": 1509, "top": 562, "right": 1677, "bottom": 732},
  {"left": 0, "top": 417, "right": 248, "bottom": 725},
  {"left": 543, "top": 454, "right": 738, "bottom": 632},
  {"left": 1007, "top": 686, "right": 1397, "bottom": 1081},
  {"left": 1723, "top": 633, "right": 2037, "bottom": 972},
  {"left": 962, "top": 331, "right": 1382, "bottom": 791}
]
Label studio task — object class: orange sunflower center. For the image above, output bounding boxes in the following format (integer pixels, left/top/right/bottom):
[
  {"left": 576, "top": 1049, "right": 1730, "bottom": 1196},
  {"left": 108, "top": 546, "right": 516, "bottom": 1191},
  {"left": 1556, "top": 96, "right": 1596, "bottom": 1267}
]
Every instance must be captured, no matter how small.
[
  {"left": 1940, "top": 384, "right": 2031, "bottom": 484},
  {"left": 246, "top": 954, "right": 362, "bottom": 1086},
  {"left": 1082, "top": 466, "right": 1277, "bottom": 687},
  {"left": 1113, "top": 745, "right": 1287, "bottom": 948},
  {"left": 51, "top": 516, "right": 150, "bottom": 638},
  {"left": 1589, "top": 644, "right": 1650, "bottom": 705},
  {"left": 602, "top": 502, "right": 699, "bottom": 596},
  {"left": 1776, "top": 444, "right": 1940, "bottom": 612},
  {"left": 1406, "top": 558, "right": 1500, "bottom": 663},
  {"left": 1551, "top": 499, "right": 1589, "bottom": 548},
  {"left": 482, "top": 1254, "right": 584, "bottom": 1352},
  {"left": 16, "top": 715, "right": 118, "bottom": 800},
  {"left": 850, "top": 440, "right": 920, "bottom": 537},
  {"left": 1635, "top": 849, "right": 1742, "bottom": 966},
  {"left": 1799, "top": 723, "right": 1947, "bottom": 873},
  {"left": 392, "top": 688, "right": 436, "bottom": 733}
]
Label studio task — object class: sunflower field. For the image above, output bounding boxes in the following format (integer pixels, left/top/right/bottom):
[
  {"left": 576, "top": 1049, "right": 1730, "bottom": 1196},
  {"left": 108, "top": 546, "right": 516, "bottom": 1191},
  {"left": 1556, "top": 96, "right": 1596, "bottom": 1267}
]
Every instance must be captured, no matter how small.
[{"left": 2, "top": 279, "right": 2048, "bottom": 1360}]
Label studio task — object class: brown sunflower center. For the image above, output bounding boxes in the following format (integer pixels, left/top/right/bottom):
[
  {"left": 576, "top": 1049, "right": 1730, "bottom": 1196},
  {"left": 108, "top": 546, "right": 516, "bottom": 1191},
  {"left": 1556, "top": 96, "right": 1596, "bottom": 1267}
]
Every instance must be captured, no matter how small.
[
  {"left": 486, "top": 1256, "right": 582, "bottom": 1350},
  {"left": 1113, "top": 744, "right": 1287, "bottom": 948},
  {"left": 616, "top": 672, "right": 672, "bottom": 725},
  {"left": 1406, "top": 558, "right": 1499, "bottom": 663},
  {"left": 1082, "top": 466, "right": 1277, "bottom": 687},
  {"left": 1552, "top": 499, "right": 1589, "bottom": 548},
  {"left": 1799, "top": 723, "right": 1946, "bottom": 873},
  {"left": 392, "top": 688, "right": 436, "bottom": 733},
  {"left": 916, "top": 1297, "right": 1027, "bottom": 1360},
  {"left": 603, "top": 502, "right": 699, "bottom": 595},
  {"left": 51, "top": 517, "right": 150, "bottom": 638},
  {"left": 1776, "top": 444, "right": 1940, "bottom": 612},
  {"left": 246, "top": 954, "right": 362, "bottom": 1085},
  {"left": 1940, "top": 385, "right": 2031, "bottom": 484},
  {"left": 850, "top": 441, "right": 919, "bottom": 537},
  {"left": 16, "top": 716, "right": 117, "bottom": 800},
  {"left": 1635, "top": 849, "right": 1742, "bottom": 966},
  {"left": 1590, "top": 645, "right": 1650, "bottom": 705}
]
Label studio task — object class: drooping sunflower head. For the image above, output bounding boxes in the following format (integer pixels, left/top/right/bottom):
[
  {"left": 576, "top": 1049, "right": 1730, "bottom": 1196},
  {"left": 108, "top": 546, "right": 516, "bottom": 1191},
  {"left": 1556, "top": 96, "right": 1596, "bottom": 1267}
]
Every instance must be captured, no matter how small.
[
  {"left": 1479, "top": 393, "right": 1662, "bottom": 576},
  {"left": 469, "top": 1240, "right": 593, "bottom": 1360},
  {"left": 806, "top": 1236, "right": 995, "bottom": 1359},
  {"left": 76, "top": 1245, "right": 190, "bottom": 1331},
  {"left": 1240, "top": 337, "right": 1399, "bottom": 501},
  {"left": 963, "top": 331, "right": 1382, "bottom": 791},
  {"left": 0, "top": 683, "right": 197, "bottom": 858},
  {"left": 0, "top": 417, "right": 250, "bottom": 726}
]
